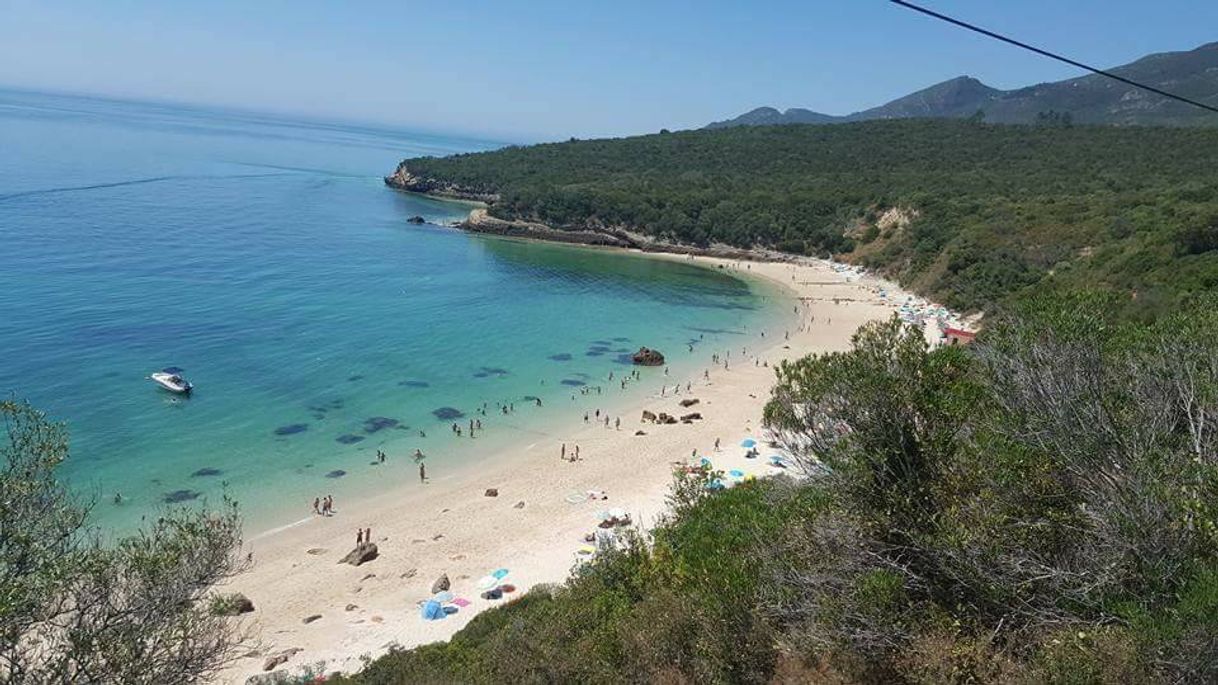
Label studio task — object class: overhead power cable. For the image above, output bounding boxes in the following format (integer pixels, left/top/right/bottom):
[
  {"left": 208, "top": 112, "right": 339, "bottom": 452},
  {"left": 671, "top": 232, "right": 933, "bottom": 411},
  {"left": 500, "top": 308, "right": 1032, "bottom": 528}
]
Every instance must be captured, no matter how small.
[{"left": 890, "top": 0, "right": 1218, "bottom": 116}]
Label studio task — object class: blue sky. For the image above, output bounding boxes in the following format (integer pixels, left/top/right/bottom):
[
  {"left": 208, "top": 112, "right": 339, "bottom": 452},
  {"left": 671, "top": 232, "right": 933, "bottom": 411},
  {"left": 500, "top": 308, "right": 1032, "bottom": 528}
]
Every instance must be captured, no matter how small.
[{"left": 1, "top": 0, "right": 1215, "bottom": 141}]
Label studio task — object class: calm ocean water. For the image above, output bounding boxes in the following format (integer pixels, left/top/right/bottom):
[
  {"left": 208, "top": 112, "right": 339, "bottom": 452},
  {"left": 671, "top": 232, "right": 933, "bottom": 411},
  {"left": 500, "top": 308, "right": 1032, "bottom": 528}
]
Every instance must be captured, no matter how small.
[{"left": 0, "top": 89, "right": 784, "bottom": 532}]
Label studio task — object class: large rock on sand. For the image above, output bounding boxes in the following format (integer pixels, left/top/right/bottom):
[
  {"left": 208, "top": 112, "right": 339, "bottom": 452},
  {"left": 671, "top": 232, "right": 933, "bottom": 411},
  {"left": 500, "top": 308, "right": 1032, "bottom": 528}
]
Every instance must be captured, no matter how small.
[
  {"left": 631, "top": 347, "right": 665, "bottom": 366},
  {"left": 339, "top": 542, "right": 378, "bottom": 566},
  {"left": 431, "top": 574, "right": 451, "bottom": 593}
]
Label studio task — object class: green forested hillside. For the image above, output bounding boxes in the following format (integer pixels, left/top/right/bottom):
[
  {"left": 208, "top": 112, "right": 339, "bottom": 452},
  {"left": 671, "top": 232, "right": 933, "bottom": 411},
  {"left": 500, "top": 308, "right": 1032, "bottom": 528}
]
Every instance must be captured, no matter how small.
[{"left": 395, "top": 120, "right": 1218, "bottom": 312}]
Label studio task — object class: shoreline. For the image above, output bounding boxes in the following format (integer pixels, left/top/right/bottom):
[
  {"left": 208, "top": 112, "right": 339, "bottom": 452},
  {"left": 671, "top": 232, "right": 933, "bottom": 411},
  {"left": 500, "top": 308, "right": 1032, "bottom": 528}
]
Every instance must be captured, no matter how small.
[
  {"left": 220, "top": 237, "right": 949, "bottom": 682},
  {"left": 385, "top": 169, "right": 808, "bottom": 264}
]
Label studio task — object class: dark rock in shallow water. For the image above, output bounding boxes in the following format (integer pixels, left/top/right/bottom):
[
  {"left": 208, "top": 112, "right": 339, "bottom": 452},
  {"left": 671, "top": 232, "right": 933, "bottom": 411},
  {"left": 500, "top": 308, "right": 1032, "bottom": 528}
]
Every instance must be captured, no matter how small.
[
  {"left": 433, "top": 407, "right": 464, "bottom": 420},
  {"left": 547, "top": 353, "right": 573, "bottom": 362},
  {"left": 472, "top": 367, "right": 510, "bottom": 379},
  {"left": 347, "top": 374, "right": 365, "bottom": 382},
  {"left": 163, "top": 489, "right": 201, "bottom": 503},
  {"left": 191, "top": 467, "right": 223, "bottom": 478},
  {"left": 326, "top": 470, "right": 347, "bottom": 479},
  {"left": 406, "top": 215, "right": 426, "bottom": 224},
  {"left": 561, "top": 379, "right": 586, "bottom": 387},
  {"left": 274, "top": 423, "right": 309, "bottom": 436},
  {"left": 522, "top": 395, "right": 540, "bottom": 403},
  {"left": 363, "top": 417, "right": 400, "bottom": 433},
  {"left": 399, "top": 380, "right": 430, "bottom": 388},
  {"left": 336, "top": 434, "right": 365, "bottom": 445},
  {"left": 632, "top": 347, "right": 665, "bottom": 366}
]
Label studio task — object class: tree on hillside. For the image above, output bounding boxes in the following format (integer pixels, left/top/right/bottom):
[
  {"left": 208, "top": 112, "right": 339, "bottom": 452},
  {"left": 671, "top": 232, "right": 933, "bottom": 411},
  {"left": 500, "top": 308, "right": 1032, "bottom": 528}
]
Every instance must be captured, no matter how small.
[{"left": 0, "top": 400, "right": 249, "bottom": 684}]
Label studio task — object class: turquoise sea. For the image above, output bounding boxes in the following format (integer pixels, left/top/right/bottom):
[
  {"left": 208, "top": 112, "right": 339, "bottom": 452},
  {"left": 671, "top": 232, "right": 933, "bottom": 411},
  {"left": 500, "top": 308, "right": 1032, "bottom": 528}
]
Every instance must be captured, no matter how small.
[{"left": 0, "top": 89, "right": 785, "bottom": 532}]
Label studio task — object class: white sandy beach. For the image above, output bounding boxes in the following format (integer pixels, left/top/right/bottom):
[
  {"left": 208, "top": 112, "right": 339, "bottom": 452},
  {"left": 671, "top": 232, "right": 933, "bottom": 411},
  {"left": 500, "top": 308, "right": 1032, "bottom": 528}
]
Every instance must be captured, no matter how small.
[{"left": 221, "top": 251, "right": 942, "bottom": 683}]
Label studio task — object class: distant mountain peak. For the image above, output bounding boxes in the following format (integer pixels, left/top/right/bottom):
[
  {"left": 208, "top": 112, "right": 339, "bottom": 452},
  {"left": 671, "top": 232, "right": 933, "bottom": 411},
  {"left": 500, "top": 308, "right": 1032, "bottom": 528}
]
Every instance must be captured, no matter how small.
[
  {"left": 705, "top": 106, "right": 839, "bottom": 129},
  {"left": 704, "top": 41, "right": 1218, "bottom": 129}
]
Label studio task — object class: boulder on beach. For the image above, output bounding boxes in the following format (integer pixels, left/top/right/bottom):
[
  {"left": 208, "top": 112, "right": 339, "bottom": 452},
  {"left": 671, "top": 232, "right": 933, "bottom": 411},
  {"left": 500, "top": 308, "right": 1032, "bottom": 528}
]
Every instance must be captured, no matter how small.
[
  {"left": 431, "top": 574, "right": 451, "bottom": 593},
  {"left": 339, "top": 542, "right": 378, "bottom": 566},
  {"left": 658, "top": 413, "right": 678, "bottom": 425},
  {"left": 680, "top": 412, "right": 703, "bottom": 421},
  {"left": 631, "top": 347, "right": 665, "bottom": 366},
  {"left": 484, "top": 488, "right": 499, "bottom": 497},
  {"left": 641, "top": 410, "right": 657, "bottom": 423},
  {"left": 678, "top": 398, "right": 700, "bottom": 408}
]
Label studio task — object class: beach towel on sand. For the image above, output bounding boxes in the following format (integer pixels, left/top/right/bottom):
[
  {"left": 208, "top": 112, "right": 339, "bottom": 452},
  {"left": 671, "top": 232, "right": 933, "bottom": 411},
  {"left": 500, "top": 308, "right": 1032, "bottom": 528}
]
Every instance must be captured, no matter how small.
[{"left": 421, "top": 600, "right": 445, "bottom": 620}]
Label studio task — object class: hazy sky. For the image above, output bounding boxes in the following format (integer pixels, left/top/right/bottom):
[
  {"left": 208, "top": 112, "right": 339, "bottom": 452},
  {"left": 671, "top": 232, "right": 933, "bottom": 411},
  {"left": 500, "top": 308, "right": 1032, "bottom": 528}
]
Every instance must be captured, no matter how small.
[{"left": 2, "top": 0, "right": 1216, "bottom": 141}]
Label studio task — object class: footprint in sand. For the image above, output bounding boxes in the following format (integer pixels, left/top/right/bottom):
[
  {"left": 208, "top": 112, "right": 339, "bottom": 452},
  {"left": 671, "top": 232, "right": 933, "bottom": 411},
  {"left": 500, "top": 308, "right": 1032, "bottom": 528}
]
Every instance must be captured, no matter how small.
[{"left": 449, "top": 554, "right": 466, "bottom": 561}]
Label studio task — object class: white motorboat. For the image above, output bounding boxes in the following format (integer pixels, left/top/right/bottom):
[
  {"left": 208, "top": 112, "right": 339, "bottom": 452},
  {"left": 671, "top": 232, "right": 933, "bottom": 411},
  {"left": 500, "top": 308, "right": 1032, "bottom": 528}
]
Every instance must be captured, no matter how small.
[{"left": 150, "top": 371, "right": 192, "bottom": 394}]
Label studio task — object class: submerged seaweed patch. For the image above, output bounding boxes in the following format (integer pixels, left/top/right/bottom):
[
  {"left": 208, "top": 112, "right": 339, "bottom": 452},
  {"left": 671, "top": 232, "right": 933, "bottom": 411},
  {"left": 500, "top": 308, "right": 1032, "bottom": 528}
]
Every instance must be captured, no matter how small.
[
  {"left": 336, "top": 434, "right": 365, "bottom": 445},
  {"left": 547, "top": 353, "right": 573, "bottom": 362},
  {"left": 612, "top": 353, "right": 636, "bottom": 365},
  {"left": 433, "top": 407, "right": 465, "bottom": 420},
  {"left": 472, "top": 367, "right": 510, "bottom": 379},
  {"left": 363, "top": 416, "right": 400, "bottom": 433},
  {"left": 163, "top": 489, "right": 201, "bottom": 503},
  {"left": 561, "top": 378, "right": 586, "bottom": 387},
  {"left": 585, "top": 351, "right": 605, "bottom": 357},
  {"left": 274, "top": 423, "right": 309, "bottom": 436},
  {"left": 191, "top": 467, "right": 223, "bottom": 478},
  {"left": 325, "top": 470, "right": 346, "bottom": 479},
  {"left": 347, "top": 374, "right": 365, "bottom": 382},
  {"left": 399, "top": 380, "right": 430, "bottom": 388}
]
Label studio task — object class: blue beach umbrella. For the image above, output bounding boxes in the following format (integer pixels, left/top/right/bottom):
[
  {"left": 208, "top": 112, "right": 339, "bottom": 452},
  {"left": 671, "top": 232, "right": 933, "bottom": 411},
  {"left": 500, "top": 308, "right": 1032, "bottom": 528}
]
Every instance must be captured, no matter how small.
[{"left": 740, "top": 438, "right": 757, "bottom": 448}]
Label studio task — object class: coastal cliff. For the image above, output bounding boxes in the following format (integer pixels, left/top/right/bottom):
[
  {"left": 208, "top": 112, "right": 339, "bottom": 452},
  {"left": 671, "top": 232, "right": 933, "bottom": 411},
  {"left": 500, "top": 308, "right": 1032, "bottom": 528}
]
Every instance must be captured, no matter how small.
[{"left": 384, "top": 164, "right": 501, "bottom": 203}]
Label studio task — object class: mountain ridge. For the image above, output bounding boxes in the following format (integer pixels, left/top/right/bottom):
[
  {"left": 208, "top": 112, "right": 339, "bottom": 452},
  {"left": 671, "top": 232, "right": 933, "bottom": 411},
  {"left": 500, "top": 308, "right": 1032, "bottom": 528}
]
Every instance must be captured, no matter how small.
[{"left": 705, "top": 41, "right": 1218, "bottom": 129}]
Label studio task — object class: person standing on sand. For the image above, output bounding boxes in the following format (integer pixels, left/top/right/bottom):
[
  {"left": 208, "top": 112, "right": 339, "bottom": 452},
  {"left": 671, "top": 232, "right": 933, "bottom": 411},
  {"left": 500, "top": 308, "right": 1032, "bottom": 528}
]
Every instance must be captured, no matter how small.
[
  {"left": 561, "top": 443, "right": 566, "bottom": 460},
  {"left": 575, "top": 445, "right": 580, "bottom": 460},
  {"left": 356, "top": 529, "right": 363, "bottom": 545},
  {"left": 366, "top": 527, "right": 372, "bottom": 543},
  {"left": 615, "top": 417, "right": 620, "bottom": 430},
  {"left": 312, "top": 497, "right": 320, "bottom": 515},
  {"left": 419, "top": 462, "right": 426, "bottom": 483},
  {"left": 714, "top": 438, "right": 721, "bottom": 451}
]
